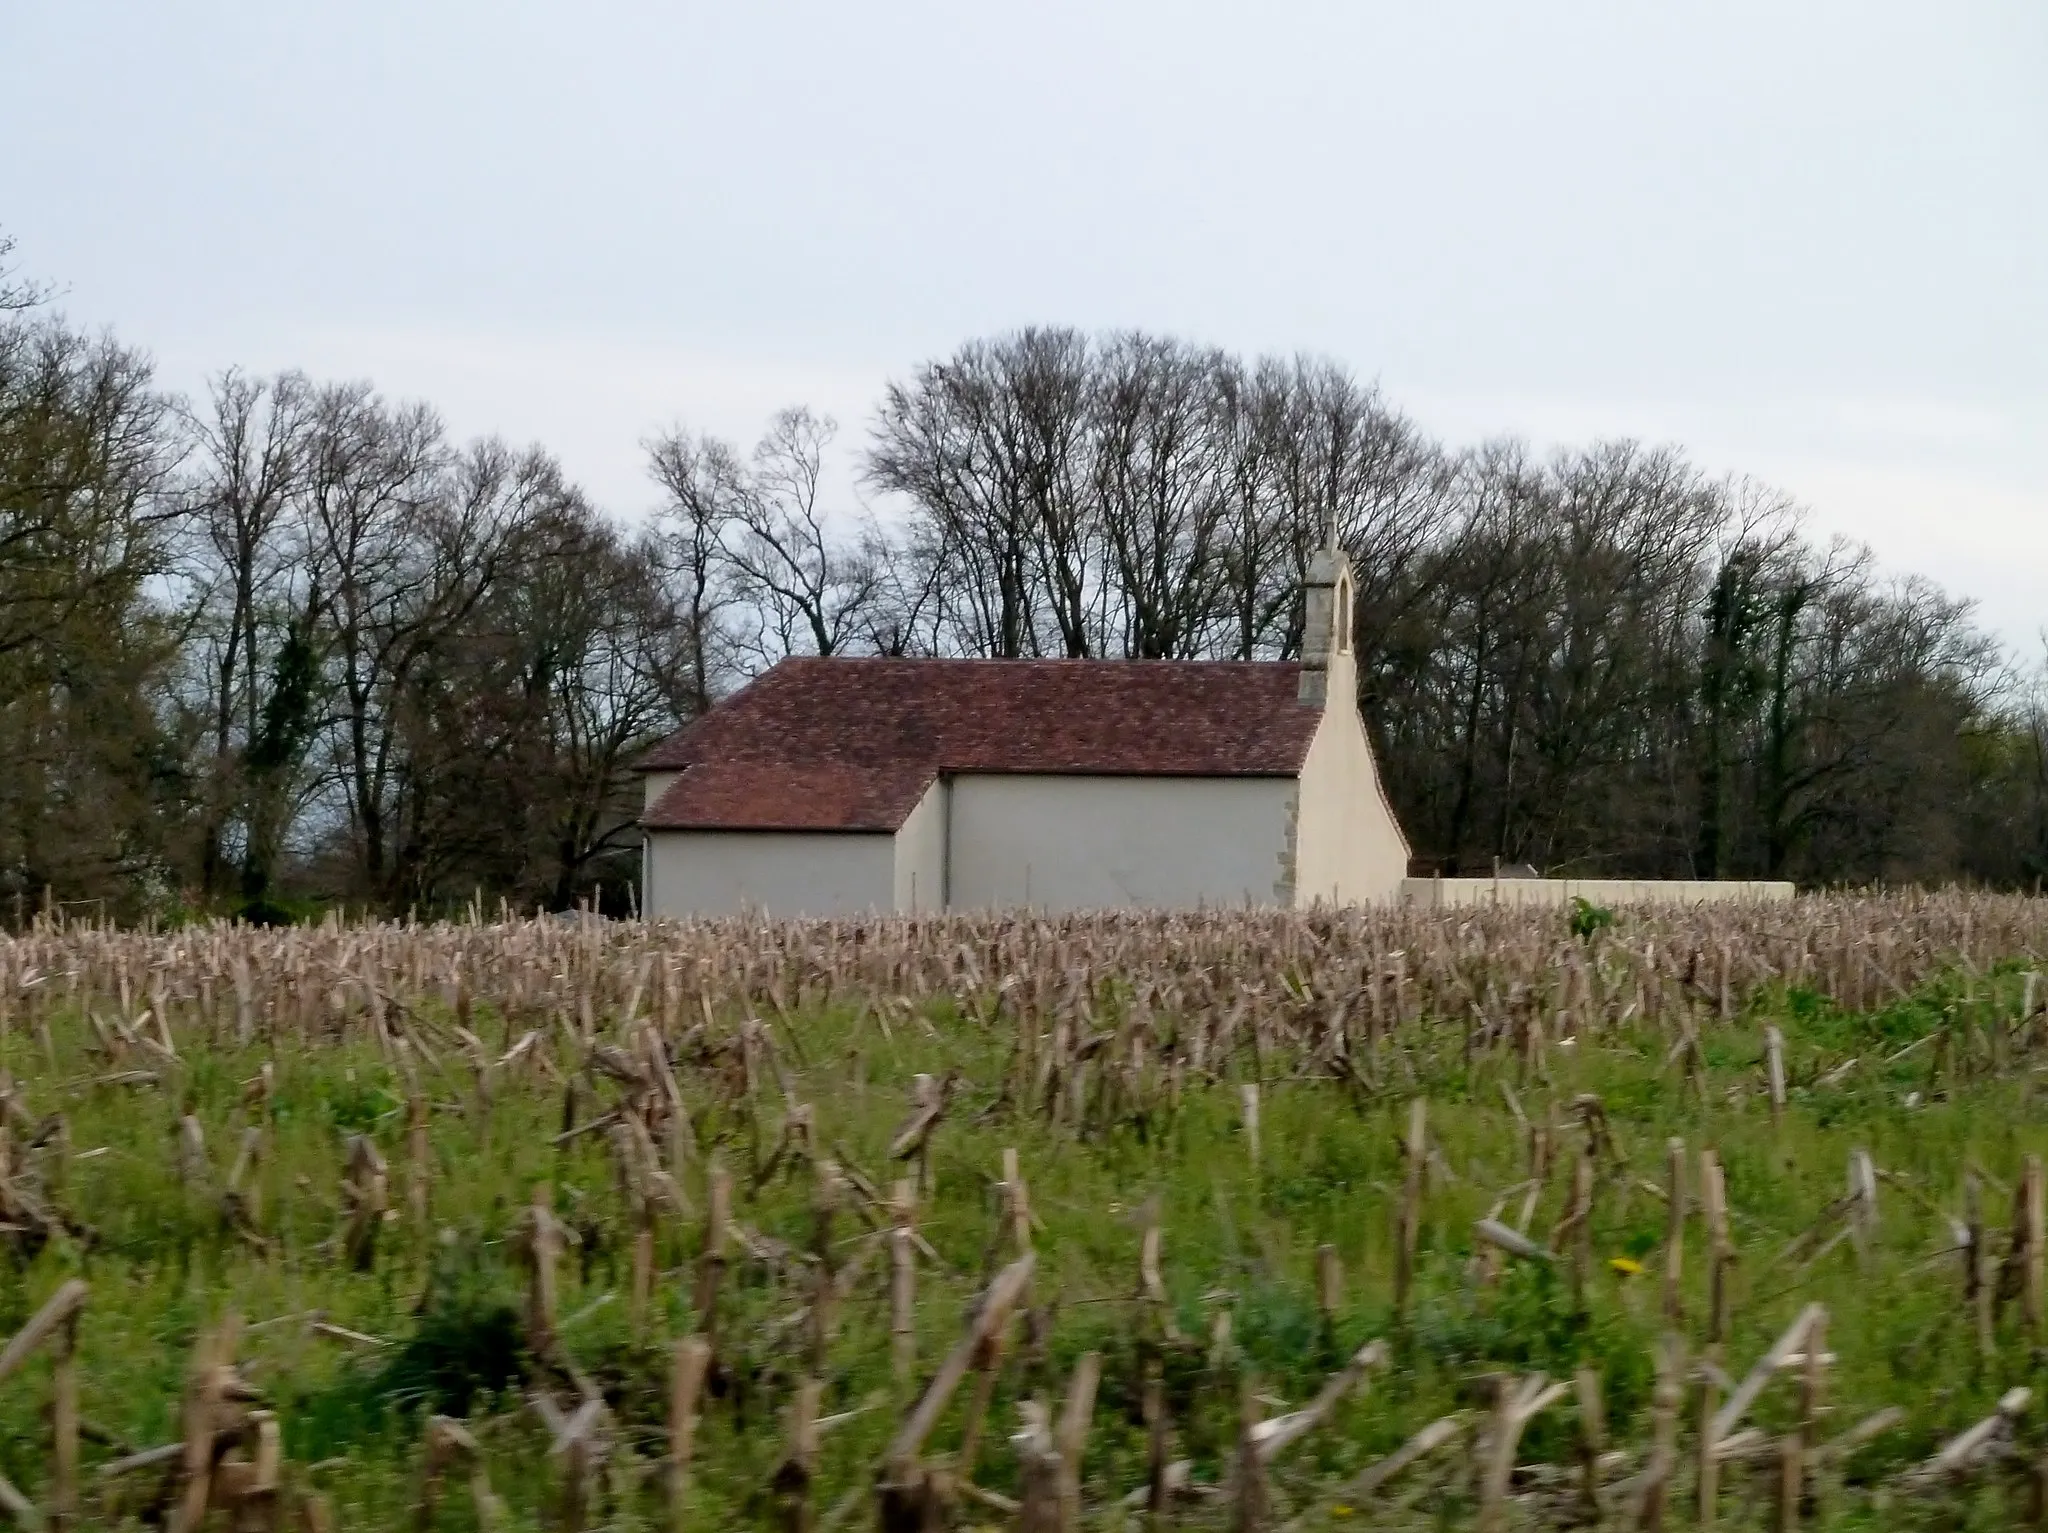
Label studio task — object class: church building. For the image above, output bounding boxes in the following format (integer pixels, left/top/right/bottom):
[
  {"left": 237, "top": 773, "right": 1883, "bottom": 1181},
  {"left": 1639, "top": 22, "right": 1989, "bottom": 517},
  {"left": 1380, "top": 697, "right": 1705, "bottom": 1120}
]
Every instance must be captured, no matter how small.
[{"left": 635, "top": 548, "right": 1410, "bottom": 916}]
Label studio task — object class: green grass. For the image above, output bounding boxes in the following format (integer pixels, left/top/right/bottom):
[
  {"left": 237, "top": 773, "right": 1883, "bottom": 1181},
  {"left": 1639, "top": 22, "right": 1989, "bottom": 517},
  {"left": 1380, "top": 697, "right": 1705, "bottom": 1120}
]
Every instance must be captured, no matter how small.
[{"left": 3, "top": 967, "right": 2047, "bottom": 1528}]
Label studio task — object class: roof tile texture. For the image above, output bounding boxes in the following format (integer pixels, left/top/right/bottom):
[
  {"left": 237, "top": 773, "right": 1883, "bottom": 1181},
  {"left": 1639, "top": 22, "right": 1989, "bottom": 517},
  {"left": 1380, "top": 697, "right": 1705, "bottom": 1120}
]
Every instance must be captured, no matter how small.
[{"left": 641, "top": 657, "right": 1319, "bottom": 832}]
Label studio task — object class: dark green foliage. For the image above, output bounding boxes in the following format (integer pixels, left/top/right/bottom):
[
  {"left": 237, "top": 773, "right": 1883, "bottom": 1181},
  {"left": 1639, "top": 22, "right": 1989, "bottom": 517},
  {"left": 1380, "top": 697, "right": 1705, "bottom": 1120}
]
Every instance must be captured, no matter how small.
[
  {"left": 233, "top": 896, "right": 303, "bottom": 927},
  {"left": 302, "top": 1071, "right": 400, "bottom": 1135},
  {"left": 373, "top": 1251, "right": 528, "bottom": 1419},
  {"left": 1569, "top": 895, "right": 1616, "bottom": 940}
]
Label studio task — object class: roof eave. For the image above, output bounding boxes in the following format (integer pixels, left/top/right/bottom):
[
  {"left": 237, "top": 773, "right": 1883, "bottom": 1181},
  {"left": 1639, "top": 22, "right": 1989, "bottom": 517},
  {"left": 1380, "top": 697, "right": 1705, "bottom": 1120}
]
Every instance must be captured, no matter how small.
[{"left": 642, "top": 821, "right": 901, "bottom": 835}]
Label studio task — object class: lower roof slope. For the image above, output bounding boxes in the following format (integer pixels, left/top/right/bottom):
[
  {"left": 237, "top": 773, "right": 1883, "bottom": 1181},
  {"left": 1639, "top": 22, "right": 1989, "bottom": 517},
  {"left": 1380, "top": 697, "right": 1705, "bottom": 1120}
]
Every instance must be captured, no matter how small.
[{"left": 640, "top": 656, "right": 1319, "bottom": 832}]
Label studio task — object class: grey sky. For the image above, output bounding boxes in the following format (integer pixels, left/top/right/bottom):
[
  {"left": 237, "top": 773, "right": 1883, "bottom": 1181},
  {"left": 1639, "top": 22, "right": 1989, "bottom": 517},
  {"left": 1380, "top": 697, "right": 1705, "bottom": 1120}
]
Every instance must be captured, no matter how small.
[{"left": 6, "top": 2, "right": 2043, "bottom": 649}]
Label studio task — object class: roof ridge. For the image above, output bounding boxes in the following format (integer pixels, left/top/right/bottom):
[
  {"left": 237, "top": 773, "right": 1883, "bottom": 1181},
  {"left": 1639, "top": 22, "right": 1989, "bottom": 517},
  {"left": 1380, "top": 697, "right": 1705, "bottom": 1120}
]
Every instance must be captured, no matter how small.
[{"left": 775, "top": 654, "right": 1295, "bottom": 667}]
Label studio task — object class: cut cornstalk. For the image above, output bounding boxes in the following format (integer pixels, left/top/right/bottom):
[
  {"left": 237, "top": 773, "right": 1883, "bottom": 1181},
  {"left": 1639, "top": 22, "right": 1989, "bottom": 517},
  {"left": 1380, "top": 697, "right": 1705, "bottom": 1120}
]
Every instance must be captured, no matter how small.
[
  {"left": 406, "top": 1092, "right": 431, "bottom": 1226},
  {"left": 416, "top": 1414, "right": 482, "bottom": 1531},
  {"left": 517, "top": 1183, "right": 565, "bottom": 1359},
  {"left": 630, "top": 1198, "right": 655, "bottom": 1336},
  {"left": 1818, "top": 1406, "right": 1904, "bottom": 1463},
  {"left": 0, "top": 1471, "right": 33, "bottom": 1528},
  {"left": 889, "top": 1179, "right": 916, "bottom": 1383},
  {"left": 1316, "top": 1243, "right": 1342, "bottom": 1338},
  {"left": 1966, "top": 1169, "right": 1993, "bottom": 1357},
  {"left": 889, "top": 1074, "right": 945, "bottom": 1202},
  {"left": 1917, "top": 1386, "right": 2031, "bottom": 1481},
  {"left": 1054, "top": 1351, "right": 1100, "bottom": 1532},
  {"left": 1636, "top": 1335, "right": 1684, "bottom": 1531},
  {"left": 694, "top": 1153, "right": 732, "bottom": 1344},
  {"left": 954, "top": 1316, "right": 1010, "bottom": 1480},
  {"left": 1477, "top": 1373, "right": 1568, "bottom": 1533},
  {"left": 1342, "top": 1412, "right": 1465, "bottom": 1502},
  {"left": 1775, "top": 1432, "right": 1799, "bottom": 1533},
  {"left": 1702, "top": 1148, "right": 1732, "bottom": 1347},
  {"left": 1138, "top": 1203, "right": 1176, "bottom": 1342},
  {"left": 168, "top": 1314, "right": 241, "bottom": 1533},
  {"left": 668, "top": 1335, "right": 711, "bottom": 1528},
  {"left": 1567, "top": 1145, "right": 1595, "bottom": 1308},
  {"left": 1395, "top": 1098, "right": 1426, "bottom": 1320},
  {"left": 878, "top": 1252, "right": 1035, "bottom": 1529},
  {"left": 0, "top": 1279, "right": 89, "bottom": 1386},
  {"left": 1473, "top": 1219, "right": 1554, "bottom": 1264},
  {"left": 1662, "top": 1137, "right": 1685, "bottom": 1323},
  {"left": 770, "top": 1376, "right": 822, "bottom": 1533},
  {"left": 1015, "top": 1399, "right": 1061, "bottom": 1533},
  {"left": 1233, "top": 1372, "right": 1270, "bottom": 1532},
  {"left": 1252, "top": 1340, "right": 1387, "bottom": 1462},
  {"left": 1847, "top": 1149, "right": 1877, "bottom": 1268},
  {"left": 51, "top": 1308, "right": 78, "bottom": 1531},
  {"left": 1000, "top": 1146, "right": 1033, "bottom": 1256},
  {"left": 1712, "top": 1303, "right": 1824, "bottom": 1444},
  {"left": 1574, "top": 1367, "right": 1605, "bottom": 1522},
  {"left": 342, "top": 1134, "right": 389, "bottom": 1272},
  {"left": 2027, "top": 1155, "right": 2046, "bottom": 1338},
  {"left": 1796, "top": 1309, "right": 1828, "bottom": 1522},
  {"left": 222, "top": 1125, "right": 264, "bottom": 1236},
  {"left": 808, "top": 1157, "right": 841, "bottom": 1369},
  {"left": 176, "top": 1114, "right": 207, "bottom": 1191},
  {"left": 1695, "top": 1146, "right": 1728, "bottom": 1522},
  {"left": 1144, "top": 1362, "right": 1173, "bottom": 1527},
  {"left": 1698, "top": 1350, "right": 1723, "bottom": 1531}
]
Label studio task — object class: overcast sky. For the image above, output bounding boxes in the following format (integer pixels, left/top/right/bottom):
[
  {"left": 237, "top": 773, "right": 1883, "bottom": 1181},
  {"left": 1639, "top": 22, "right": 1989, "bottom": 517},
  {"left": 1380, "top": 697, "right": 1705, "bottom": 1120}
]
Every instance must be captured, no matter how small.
[{"left": 6, "top": 2, "right": 2043, "bottom": 650}]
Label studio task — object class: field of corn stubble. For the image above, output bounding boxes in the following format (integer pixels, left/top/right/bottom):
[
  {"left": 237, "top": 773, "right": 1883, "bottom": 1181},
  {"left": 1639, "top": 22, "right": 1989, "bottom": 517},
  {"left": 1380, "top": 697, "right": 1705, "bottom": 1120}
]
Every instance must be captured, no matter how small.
[{"left": 3, "top": 893, "right": 2048, "bottom": 1531}]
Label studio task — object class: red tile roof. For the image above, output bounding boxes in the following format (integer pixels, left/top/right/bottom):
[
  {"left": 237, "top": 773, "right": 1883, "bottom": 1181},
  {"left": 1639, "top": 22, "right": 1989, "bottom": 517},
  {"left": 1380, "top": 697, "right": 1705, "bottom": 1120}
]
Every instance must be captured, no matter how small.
[{"left": 640, "top": 657, "right": 1321, "bottom": 832}]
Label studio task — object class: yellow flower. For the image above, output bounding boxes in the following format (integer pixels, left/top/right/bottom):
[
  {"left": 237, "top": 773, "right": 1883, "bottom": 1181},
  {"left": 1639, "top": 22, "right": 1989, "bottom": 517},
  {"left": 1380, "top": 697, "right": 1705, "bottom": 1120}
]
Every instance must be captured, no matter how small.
[
  {"left": 1332, "top": 1507, "right": 1356, "bottom": 1518},
  {"left": 1608, "top": 1256, "right": 1644, "bottom": 1276}
]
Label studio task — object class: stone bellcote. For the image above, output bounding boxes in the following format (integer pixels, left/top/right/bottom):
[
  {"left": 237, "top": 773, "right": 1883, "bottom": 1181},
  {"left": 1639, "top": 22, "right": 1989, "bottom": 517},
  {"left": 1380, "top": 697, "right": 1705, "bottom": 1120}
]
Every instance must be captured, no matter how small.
[{"left": 1298, "top": 546, "right": 1354, "bottom": 707}]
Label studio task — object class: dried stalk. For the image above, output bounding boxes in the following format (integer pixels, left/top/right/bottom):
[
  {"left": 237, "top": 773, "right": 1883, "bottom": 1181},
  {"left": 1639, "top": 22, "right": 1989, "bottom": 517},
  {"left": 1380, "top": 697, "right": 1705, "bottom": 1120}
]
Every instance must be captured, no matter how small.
[{"left": 1395, "top": 1098, "right": 1426, "bottom": 1319}]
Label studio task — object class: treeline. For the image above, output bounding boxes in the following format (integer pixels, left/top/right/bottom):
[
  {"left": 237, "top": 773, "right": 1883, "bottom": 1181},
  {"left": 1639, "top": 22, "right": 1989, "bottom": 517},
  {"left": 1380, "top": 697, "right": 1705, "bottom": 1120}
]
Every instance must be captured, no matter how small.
[
  {"left": 2, "top": 237, "right": 2043, "bottom": 919},
  {"left": 2, "top": 234, "right": 693, "bottom": 918}
]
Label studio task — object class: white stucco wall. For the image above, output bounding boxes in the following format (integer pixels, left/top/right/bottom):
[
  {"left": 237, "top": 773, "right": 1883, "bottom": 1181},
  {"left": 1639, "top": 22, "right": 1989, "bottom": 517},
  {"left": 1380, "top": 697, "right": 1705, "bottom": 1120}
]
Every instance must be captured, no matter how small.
[
  {"left": 644, "top": 831, "right": 894, "bottom": 918},
  {"left": 947, "top": 774, "right": 1296, "bottom": 912},
  {"left": 1292, "top": 647, "right": 1411, "bottom": 907},
  {"left": 642, "top": 769, "right": 683, "bottom": 811},
  {"left": 893, "top": 778, "right": 947, "bottom": 912}
]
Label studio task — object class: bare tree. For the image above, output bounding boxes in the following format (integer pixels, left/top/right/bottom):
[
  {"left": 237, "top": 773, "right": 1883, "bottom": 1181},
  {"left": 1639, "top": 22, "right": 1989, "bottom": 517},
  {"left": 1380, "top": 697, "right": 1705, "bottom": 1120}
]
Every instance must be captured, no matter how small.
[
  {"left": 386, "top": 493, "right": 686, "bottom": 909},
  {"left": 298, "top": 384, "right": 447, "bottom": 901},
  {"left": 868, "top": 329, "right": 1097, "bottom": 657},
  {"left": 1514, "top": 443, "right": 1726, "bottom": 870},
  {"left": 529, "top": 529, "right": 695, "bottom": 906},
  {"left": 646, "top": 425, "right": 748, "bottom": 715},
  {"left": 717, "top": 408, "right": 890, "bottom": 663},
  {"left": 1089, "top": 333, "right": 1235, "bottom": 659},
  {"left": 0, "top": 229, "right": 51, "bottom": 315},
  {"left": 0, "top": 229, "right": 57, "bottom": 315},
  {"left": 179, "top": 370, "right": 315, "bottom": 897}
]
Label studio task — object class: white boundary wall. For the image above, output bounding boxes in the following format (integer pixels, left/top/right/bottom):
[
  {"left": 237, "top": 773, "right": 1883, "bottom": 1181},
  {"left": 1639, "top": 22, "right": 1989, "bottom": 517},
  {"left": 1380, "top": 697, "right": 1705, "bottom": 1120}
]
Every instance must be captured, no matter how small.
[{"left": 1402, "top": 877, "right": 1794, "bottom": 909}]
